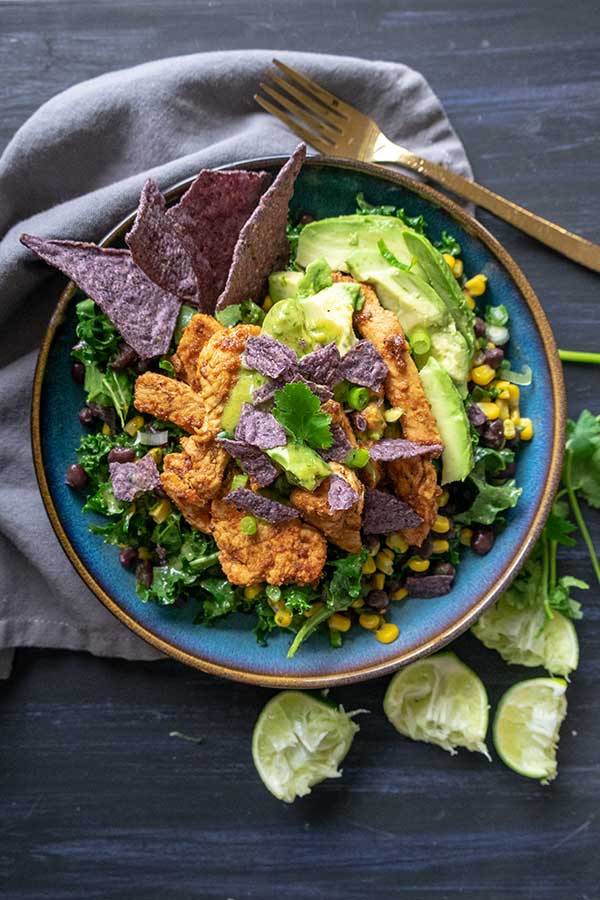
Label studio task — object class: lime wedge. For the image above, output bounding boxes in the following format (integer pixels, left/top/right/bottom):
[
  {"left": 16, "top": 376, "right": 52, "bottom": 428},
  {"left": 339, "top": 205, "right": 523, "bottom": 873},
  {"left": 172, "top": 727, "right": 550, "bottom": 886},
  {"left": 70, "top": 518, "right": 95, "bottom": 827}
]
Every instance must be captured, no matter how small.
[
  {"left": 472, "top": 599, "right": 579, "bottom": 677},
  {"left": 493, "top": 677, "right": 567, "bottom": 782},
  {"left": 252, "top": 691, "right": 360, "bottom": 803},
  {"left": 383, "top": 652, "right": 490, "bottom": 758}
]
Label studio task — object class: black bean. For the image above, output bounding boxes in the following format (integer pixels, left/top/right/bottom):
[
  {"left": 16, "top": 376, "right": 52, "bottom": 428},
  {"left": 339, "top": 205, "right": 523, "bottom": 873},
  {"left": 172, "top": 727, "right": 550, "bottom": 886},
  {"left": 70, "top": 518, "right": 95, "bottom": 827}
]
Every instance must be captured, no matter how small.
[
  {"left": 71, "top": 361, "right": 85, "bottom": 384},
  {"left": 78, "top": 406, "right": 94, "bottom": 426},
  {"left": 299, "top": 213, "right": 315, "bottom": 225},
  {"left": 471, "top": 527, "right": 495, "bottom": 555},
  {"left": 174, "top": 595, "right": 189, "bottom": 609},
  {"left": 496, "top": 460, "right": 516, "bottom": 481},
  {"left": 481, "top": 418, "right": 505, "bottom": 449},
  {"left": 467, "top": 403, "right": 487, "bottom": 430},
  {"left": 110, "top": 343, "right": 138, "bottom": 371},
  {"left": 119, "top": 547, "right": 137, "bottom": 570},
  {"left": 506, "top": 431, "right": 521, "bottom": 452},
  {"left": 87, "top": 403, "right": 117, "bottom": 433},
  {"left": 135, "top": 357, "right": 152, "bottom": 374},
  {"left": 474, "top": 317, "right": 486, "bottom": 338},
  {"left": 418, "top": 536, "right": 434, "bottom": 559},
  {"left": 363, "top": 535, "right": 380, "bottom": 554},
  {"left": 366, "top": 589, "right": 390, "bottom": 612},
  {"left": 65, "top": 463, "right": 88, "bottom": 490},
  {"left": 108, "top": 447, "right": 136, "bottom": 464},
  {"left": 136, "top": 559, "right": 154, "bottom": 587},
  {"left": 432, "top": 561, "right": 456, "bottom": 577},
  {"left": 484, "top": 347, "right": 505, "bottom": 370}
]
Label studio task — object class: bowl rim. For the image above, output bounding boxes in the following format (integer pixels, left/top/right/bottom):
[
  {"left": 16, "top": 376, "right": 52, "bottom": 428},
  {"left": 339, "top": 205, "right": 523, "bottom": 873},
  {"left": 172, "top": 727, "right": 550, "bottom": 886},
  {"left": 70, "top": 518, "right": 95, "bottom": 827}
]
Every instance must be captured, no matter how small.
[{"left": 31, "top": 154, "right": 566, "bottom": 688}]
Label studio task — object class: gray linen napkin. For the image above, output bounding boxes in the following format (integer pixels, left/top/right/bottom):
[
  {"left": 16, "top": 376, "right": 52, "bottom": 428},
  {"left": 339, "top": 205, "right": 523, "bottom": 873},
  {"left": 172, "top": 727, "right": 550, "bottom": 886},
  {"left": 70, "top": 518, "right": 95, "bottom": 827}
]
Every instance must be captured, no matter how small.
[{"left": 0, "top": 50, "right": 472, "bottom": 678}]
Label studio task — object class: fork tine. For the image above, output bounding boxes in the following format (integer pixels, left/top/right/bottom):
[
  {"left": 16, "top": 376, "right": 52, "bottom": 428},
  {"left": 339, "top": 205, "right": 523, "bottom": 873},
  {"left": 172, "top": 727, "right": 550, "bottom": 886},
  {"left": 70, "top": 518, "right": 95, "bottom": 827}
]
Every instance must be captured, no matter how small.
[
  {"left": 272, "top": 59, "right": 353, "bottom": 120},
  {"left": 254, "top": 94, "right": 333, "bottom": 155},
  {"left": 269, "top": 74, "right": 344, "bottom": 133},
  {"left": 259, "top": 82, "right": 337, "bottom": 143}
]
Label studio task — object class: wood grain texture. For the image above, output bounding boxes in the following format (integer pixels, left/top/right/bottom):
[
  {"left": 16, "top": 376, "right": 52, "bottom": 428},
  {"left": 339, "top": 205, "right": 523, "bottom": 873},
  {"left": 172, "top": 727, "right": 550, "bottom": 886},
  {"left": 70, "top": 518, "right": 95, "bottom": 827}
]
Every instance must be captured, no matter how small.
[{"left": 1, "top": 1, "right": 600, "bottom": 898}]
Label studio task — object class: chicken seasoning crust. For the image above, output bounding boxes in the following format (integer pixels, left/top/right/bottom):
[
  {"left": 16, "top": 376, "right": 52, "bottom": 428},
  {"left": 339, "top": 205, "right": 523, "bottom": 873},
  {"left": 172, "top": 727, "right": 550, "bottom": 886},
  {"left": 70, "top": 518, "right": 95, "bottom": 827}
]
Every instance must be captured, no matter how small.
[{"left": 29, "top": 146, "right": 530, "bottom": 655}]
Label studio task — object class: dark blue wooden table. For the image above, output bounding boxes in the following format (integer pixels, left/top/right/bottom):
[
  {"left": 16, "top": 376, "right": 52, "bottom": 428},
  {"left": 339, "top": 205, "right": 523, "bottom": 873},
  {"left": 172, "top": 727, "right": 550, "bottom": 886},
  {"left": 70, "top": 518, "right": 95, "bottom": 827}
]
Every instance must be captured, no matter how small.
[{"left": 2, "top": 2, "right": 599, "bottom": 898}]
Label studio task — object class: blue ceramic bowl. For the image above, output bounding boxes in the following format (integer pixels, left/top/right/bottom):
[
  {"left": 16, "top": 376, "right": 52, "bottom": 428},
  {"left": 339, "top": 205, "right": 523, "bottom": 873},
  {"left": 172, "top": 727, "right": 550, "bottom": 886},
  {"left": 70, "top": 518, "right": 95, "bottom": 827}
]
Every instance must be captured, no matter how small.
[{"left": 32, "top": 157, "right": 565, "bottom": 687}]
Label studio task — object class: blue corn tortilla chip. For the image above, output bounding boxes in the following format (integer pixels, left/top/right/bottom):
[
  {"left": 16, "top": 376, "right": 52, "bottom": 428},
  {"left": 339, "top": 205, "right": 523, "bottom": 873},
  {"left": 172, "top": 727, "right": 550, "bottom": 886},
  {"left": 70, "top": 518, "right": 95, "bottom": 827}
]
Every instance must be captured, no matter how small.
[
  {"left": 109, "top": 453, "right": 161, "bottom": 501},
  {"left": 328, "top": 474, "right": 360, "bottom": 511},
  {"left": 125, "top": 179, "right": 199, "bottom": 304},
  {"left": 252, "top": 378, "right": 281, "bottom": 406},
  {"left": 234, "top": 404, "right": 286, "bottom": 450},
  {"left": 216, "top": 144, "right": 306, "bottom": 310},
  {"left": 362, "top": 488, "right": 422, "bottom": 534},
  {"left": 369, "top": 438, "right": 444, "bottom": 461},
  {"left": 405, "top": 574, "right": 455, "bottom": 598},
  {"left": 224, "top": 488, "right": 298, "bottom": 523},
  {"left": 168, "top": 169, "right": 271, "bottom": 313},
  {"left": 339, "top": 339, "right": 388, "bottom": 390},
  {"left": 297, "top": 342, "right": 341, "bottom": 388},
  {"left": 288, "top": 373, "right": 333, "bottom": 402},
  {"left": 244, "top": 334, "right": 297, "bottom": 380},
  {"left": 320, "top": 423, "right": 353, "bottom": 462},
  {"left": 20, "top": 235, "right": 180, "bottom": 357},
  {"left": 217, "top": 438, "right": 278, "bottom": 487}
]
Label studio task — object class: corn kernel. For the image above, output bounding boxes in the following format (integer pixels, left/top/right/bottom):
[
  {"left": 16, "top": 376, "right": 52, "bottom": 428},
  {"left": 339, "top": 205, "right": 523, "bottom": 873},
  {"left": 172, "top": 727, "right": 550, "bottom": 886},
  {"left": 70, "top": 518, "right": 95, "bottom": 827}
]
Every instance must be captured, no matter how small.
[
  {"left": 432, "top": 514, "right": 451, "bottom": 534},
  {"left": 453, "top": 258, "right": 464, "bottom": 278},
  {"left": 385, "top": 532, "right": 409, "bottom": 554},
  {"left": 503, "top": 419, "right": 516, "bottom": 440},
  {"left": 137, "top": 546, "right": 152, "bottom": 560},
  {"left": 519, "top": 418, "right": 534, "bottom": 441},
  {"left": 471, "top": 364, "right": 496, "bottom": 386},
  {"left": 101, "top": 422, "right": 112, "bottom": 436},
  {"left": 362, "top": 556, "right": 376, "bottom": 575},
  {"left": 443, "top": 253, "right": 456, "bottom": 272},
  {"left": 375, "top": 551, "right": 394, "bottom": 575},
  {"left": 507, "top": 383, "right": 520, "bottom": 407},
  {"left": 392, "top": 587, "right": 409, "bottom": 602},
  {"left": 124, "top": 415, "right": 145, "bottom": 437},
  {"left": 149, "top": 447, "right": 163, "bottom": 465},
  {"left": 460, "top": 527, "right": 473, "bottom": 547},
  {"left": 149, "top": 497, "right": 172, "bottom": 524},
  {"left": 304, "top": 601, "right": 324, "bottom": 618},
  {"left": 510, "top": 409, "right": 521, "bottom": 424},
  {"left": 438, "top": 490, "right": 450, "bottom": 508},
  {"left": 496, "top": 399, "right": 510, "bottom": 420},
  {"left": 359, "top": 612, "right": 381, "bottom": 631},
  {"left": 367, "top": 540, "right": 380, "bottom": 557},
  {"left": 275, "top": 609, "right": 293, "bottom": 627},
  {"left": 328, "top": 613, "right": 352, "bottom": 632},
  {"left": 432, "top": 539, "right": 450, "bottom": 554},
  {"left": 244, "top": 584, "right": 262, "bottom": 601},
  {"left": 465, "top": 292, "right": 476, "bottom": 311},
  {"left": 494, "top": 380, "right": 511, "bottom": 401},
  {"left": 372, "top": 572, "right": 386, "bottom": 591},
  {"left": 477, "top": 401, "right": 501, "bottom": 420},
  {"left": 262, "top": 294, "right": 273, "bottom": 312},
  {"left": 464, "top": 273, "right": 487, "bottom": 296},
  {"left": 408, "top": 556, "right": 430, "bottom": 573},
  {"left": 351, "top": 598, "right": 365, "bottom": 609},
  {"left": 375, "top": 622, "right": 400, "bottom": 644}
]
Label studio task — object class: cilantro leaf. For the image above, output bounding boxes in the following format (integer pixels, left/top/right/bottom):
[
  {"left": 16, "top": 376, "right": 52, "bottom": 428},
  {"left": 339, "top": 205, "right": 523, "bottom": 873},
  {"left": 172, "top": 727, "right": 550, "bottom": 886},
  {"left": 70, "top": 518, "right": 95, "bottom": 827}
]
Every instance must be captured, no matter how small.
[
  {"left": 215, "top": 299, "right": 265, "bottom": 328},
  {"left": 273, "top": 382, "right": 333, "bottom": 450},
  {"left": 547, "top": 576, "right": 587, "bottom": 620},
  {"left": 565, "top": 410, "right": 600, "bottom": 509}
]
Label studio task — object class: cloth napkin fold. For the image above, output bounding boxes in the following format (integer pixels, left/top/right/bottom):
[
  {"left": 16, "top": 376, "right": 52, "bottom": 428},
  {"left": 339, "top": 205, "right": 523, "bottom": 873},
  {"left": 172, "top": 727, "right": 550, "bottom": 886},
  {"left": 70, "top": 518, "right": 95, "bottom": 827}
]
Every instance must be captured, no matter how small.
[{"left": 0, "top": 49, "right": 472, "bottom": 678}]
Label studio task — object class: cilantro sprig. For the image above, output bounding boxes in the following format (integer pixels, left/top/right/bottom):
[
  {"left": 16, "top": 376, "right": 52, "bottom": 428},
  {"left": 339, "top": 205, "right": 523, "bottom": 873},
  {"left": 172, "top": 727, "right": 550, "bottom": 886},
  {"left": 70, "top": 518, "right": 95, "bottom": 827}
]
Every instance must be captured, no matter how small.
[{"left": 272, "top": 382, "right": 333, "bottom": 450}]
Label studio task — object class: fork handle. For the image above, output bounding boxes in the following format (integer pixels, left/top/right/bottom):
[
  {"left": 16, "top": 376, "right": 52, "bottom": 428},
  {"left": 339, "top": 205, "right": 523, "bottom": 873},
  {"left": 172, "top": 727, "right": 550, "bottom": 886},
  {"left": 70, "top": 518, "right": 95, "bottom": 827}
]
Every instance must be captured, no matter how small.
[{"left": 377, "top": 143, "right": 600, "bottom": 273}]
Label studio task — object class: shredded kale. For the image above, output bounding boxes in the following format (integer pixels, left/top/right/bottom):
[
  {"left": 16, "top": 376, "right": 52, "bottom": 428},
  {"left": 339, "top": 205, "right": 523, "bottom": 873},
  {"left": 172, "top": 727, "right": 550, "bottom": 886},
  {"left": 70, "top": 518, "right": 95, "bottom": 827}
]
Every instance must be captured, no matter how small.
[
  {"left": 215, "top": 299, "right": 265, "bottom": 327},
  {"left": 355, "top": 192, "right": 427, "bottom": 234},
  {"left": 71, "top": 298, "right": 121, "bottom": 366},
  {"left": 434, "top": 231, "right": 462, "bottom": 257}
]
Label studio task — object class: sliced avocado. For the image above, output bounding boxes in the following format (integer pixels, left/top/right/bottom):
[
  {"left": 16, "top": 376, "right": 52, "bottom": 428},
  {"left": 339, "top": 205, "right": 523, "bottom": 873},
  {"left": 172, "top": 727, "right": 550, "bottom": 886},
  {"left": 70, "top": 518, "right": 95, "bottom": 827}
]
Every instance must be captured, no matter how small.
[
  {"left": 401, "top": 230, "right": 474, "bottom": 352},
  {"left": 301, "top": 282, "right": 359, "bottom": 355},
  {"left": 428, "top": 326, "right": 471, "bottom": 395},
  {"left": 296, "top": 215, "right": 414, "bottom": 271},
  {"left": 418, "top": 357, "right": 473, "bottom": 484},
  {"left": 297, "top": 257, "right": 332, "bottom": 298},
  {"left": 268, "top": 270, "right": 304, "bottom": 303},
  {"left": 220, "top": 368, "right": 265, "bottom": 433},
  {"left": 267, "top": 442, "right": 331, "bottom": 491},
  {"left": 262, "top": 296, "right": 313, "bottom": 356},
  {"left": 346, "top": 249, "right": 449, "bottom": 334}
]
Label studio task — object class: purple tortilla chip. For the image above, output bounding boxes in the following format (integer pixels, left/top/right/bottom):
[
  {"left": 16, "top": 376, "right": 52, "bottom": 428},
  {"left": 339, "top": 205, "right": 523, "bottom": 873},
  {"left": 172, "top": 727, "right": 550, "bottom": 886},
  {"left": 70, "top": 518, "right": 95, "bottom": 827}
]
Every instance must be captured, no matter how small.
[
  {"left": 217, "top": 438, "right": 278, "bottom": 487},
  {"left": 362, "top": 488, "right": 422, "bottom": 534},
  {"left": 168, "top": 169, "right": 271, "bottom": 313},
  {"left": 328, "top": 474, "right": 360, "bottom": 511},
  {"left": 349, "top": 412, "right": 367, "bottom": 433},
  {"left": 244, "top": 334, "right": 297, "bottom": 380},
  {"left": 125, "top": 179, "right": 199, "bottom": 303},
  {"left": 369, "top": 438, "right": 444, "bottom": 461},
  {"left": 234, "top": 404, "right": 286, "bottom": 450},
  {"left": 224, "top": 488, "right": 298, "bottom": 523},
  {"left": 21, "top": 235, "right": 180, "bottom": 357},
  {"left": 297, "top": 342, "right": 341, "bottom": 388},
  {"left": 320, "top": 424, "right": 353, "bottom": 462},
  {"left": 109, "top": 453, "right": 161, "bottom": 502},
  {"left": 405, "top": 575, "right": 455, "bottom": 598},
  {"left": 288, "top": 373, "right": 333, "bottom": 403},
  {"left": 216, "top": 144, "right": 306, "bottom": 310},
  {"left": 339, "top": 340, "right": 388, "bottom": 390},
  {"left": 252, "top": 378, "right": 282, "bottom": 406}
]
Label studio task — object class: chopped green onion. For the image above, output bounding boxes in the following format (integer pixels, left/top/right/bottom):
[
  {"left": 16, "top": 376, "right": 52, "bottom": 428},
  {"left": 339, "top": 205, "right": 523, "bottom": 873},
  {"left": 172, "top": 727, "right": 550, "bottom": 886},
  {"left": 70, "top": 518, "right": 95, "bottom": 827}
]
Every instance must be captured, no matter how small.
[
  {"left": 409, "top": 327, "right": 431, "bottom": 356},
  {"left": 384, "top": 406, "right": 404, "bottom": 423},
  {"left": 345, "top": 448, "right": 370, "bottom": 469},
  {"left": 505, "top": 364, "right": 533, "bottom": 386},
  {"left": 231, "top": 473, "right": 249, "bottom": 490},
  {"left": 347, "top": 385, "right": 370, "bottom": 410},
  {"left": 240, "top": 515, "right": 257, "bottom": 535},
  {"left": 265, "top": 585, "right": 282, "bottom": 602},
  {"left": 329, "top": 629, "right": 343, "bottom": 649},
  {"left": 484, "top": 304, "right": 509, "bottom": 327},
  {"left": 485, "top": 324, "right": 510, "bottom": 346},
  {"left": 558, "top": 350, "right": 600, "bottom": 365}
]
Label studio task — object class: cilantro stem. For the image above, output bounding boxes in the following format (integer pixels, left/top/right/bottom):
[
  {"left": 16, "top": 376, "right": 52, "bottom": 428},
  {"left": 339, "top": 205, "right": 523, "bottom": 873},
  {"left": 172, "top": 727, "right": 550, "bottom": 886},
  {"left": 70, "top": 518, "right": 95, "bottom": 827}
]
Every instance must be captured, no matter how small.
[
  {"left": 559, "top": 349, "right": 600, "bottom": 365},
  {"left": 287, "top": 606, "right": 331, "bottom": 658},
  {"left": 541, "top": 535, "right": 552, "bottom": 619},
  {"left": 565, "top": 453, "right": 600, "bottom": 586},
  {"left": 549, "top": 538, "right": 557, "bottom": 591}
]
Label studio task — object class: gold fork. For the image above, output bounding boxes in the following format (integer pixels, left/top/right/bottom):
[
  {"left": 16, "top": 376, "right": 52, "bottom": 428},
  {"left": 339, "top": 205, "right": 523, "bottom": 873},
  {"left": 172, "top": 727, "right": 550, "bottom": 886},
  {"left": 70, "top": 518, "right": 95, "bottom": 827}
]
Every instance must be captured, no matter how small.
[{"left": 255, "top": 59, "right": 600, "bottom": 274}]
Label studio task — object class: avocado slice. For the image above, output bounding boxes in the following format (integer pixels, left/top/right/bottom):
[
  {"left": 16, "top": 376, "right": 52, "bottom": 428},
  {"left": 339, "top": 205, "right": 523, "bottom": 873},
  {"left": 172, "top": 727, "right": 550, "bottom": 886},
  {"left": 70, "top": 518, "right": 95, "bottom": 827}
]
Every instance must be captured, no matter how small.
[
  {"left": 297, "top": 258, "right": 333, "bottom": 298},
  {"left": 418, "top": 356, "right": 473, "bottom": 484},
  {"left": 268, "top": 270, "right": 304, "bottom": 303},
  {"left": 296, "top": 214, "right": 415, "bottom": 271},
  {"left": 428, "top": 326, "right": 471, "bottom": 395},
  {"left": 267, "top": 442, "right": 331, "bottom": 491},
  {"left": 401, "top": 230, "right": 474, "bottom": 352},
  {"left": 220, "top": 368, "right": 265, "bottom": 433},
  {"left": 301, "top": 282, "right": 359, "bottom": 356},
  {"left": 262, "top": 295, "right": 313, "bottom": 356}
]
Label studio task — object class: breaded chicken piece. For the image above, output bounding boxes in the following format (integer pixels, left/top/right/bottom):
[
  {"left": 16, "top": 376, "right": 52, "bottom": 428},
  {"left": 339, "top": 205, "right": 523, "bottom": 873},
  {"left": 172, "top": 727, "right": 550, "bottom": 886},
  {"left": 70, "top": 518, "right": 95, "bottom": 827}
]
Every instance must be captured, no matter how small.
[
  {"left": 290, "top": 462, "right": 365, "bottom": 553},
  {"left": 196, "top": 323, "right": 261, "bottom": 438},
  {"left": 134, "top": 372, "right": 207, "bottom": 434},
  {"left": 160, "top": 437, "right": 229, "bottom": 533},
  {"left": 171, "top": 314, "right": 224, "bottom": 390},
  {"left": 210, "top": 498, "right": 327, "bottom": 586},
  {"left": 322, "top": 398, "right": 357, "bottom": 448}
]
